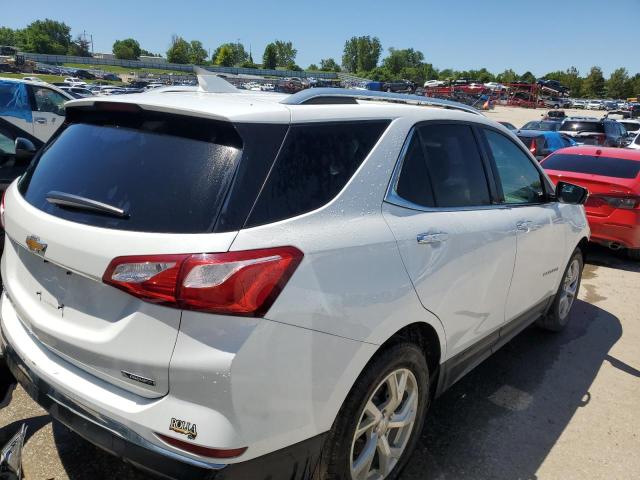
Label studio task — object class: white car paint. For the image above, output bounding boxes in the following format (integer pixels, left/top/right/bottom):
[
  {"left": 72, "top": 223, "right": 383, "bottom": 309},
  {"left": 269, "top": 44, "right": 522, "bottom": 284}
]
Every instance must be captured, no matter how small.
[
  {"left": 0, "top": 78, "right": 73, "bottom": 142},
  {"left": 0, "top": 87, "right": 590, "bottom": 474}
]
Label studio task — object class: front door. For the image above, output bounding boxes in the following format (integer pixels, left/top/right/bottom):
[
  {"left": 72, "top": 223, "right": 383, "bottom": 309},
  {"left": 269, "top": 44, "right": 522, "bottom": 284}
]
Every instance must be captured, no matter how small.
[
  {"left": 480, "top": 128, "right": 566, "bottom": 322},
  {"left": 28, "top": 85, "right": 67, "bottom": 142},
  {"left": 382, "top": 122, "right": 517, "bottom": 358}
]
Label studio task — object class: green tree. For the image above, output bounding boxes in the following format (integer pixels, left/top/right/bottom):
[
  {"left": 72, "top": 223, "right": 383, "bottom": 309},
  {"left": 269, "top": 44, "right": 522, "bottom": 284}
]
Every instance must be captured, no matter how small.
[
  {"left": 19, "top": 19, "right": 71, "bottom": 54},
  {"left": 342, "top": 36, "right": 382, "bottom": 72},
  {"left": 0, "top": 27, "right": 17, "bottom": 46},
  {"left": 212, "top": 42, "right": 248, "bottom": 66},
  {"left": 583, "top": 66, "right": 606, "bottom": 98},
  {"left": 382, "top": 48, "right": 424, "bottom": 76},
  {"left": 606, "top": 67, "right": 632, "bottom": 99},
  {"left": 140, "top": 49, "right": 158, "bottom": 57},
  {"left": 262, "top": 43, "right": 278, "bottom": 69},
  {"left": 68, "top": 35, "right": 91, "bottom": 57},
  {"left": 519, "top": 71, "right": 536, "bottom": 84},
  {"left": 166, "top": 35, "right": 190, "bottom": 64},
  {"left": 629, "top": 73, "right": 640, "bottom": 98},
  {"left": 214, "top": 44, "right": 235, "bottom": 66},
  {"left": 438, "top": 69, "right": 456, "bottom": 82},
  {"left": 189, "top": 40, "right": 208, "bottom": 65},
  {"left": 308, "top": 64, "right": 319, "bottom": 71},
  {"left": 496, "top": 69, "right": 519, "bottom": 84},
  {"left": 273, "top": 40, "right": 297, "bottom": 67},
  {"left": 112, "top": 38, "right": 141, "bottom": 60},
  {"left": 319, "top": 58, "right": 340, "bottom": 72}
]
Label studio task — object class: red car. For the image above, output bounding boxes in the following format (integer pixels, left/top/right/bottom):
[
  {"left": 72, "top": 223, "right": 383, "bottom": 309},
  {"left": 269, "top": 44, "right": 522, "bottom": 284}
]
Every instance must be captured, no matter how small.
[{"left": 542, "top": 146, "right": 640, "bottom": 260}]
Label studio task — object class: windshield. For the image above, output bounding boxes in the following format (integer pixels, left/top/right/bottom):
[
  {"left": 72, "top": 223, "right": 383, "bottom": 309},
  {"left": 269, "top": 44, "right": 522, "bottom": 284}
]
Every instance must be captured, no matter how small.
[
  {"left": 522, "top": 121, "right": 560, "bottom": 131},
  {"left": 543, "top": 153, "right": 640, "bottom": 179},
  {"left": 560, "top": 121, "right": 605, "bottom": 133}
]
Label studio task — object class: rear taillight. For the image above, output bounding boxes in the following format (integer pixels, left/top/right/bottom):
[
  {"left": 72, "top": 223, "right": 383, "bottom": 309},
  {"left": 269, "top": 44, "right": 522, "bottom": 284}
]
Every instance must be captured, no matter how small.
[
  {"left": 0, "top": 190, "right": 5, "bottom": 229},
  {"left": 595, "top": 134, "right": 606, "bottom": 145},
  {"left": 103, "top": 247, "right": 303, "bottom": 317},
  {"left": 529, "top": 139, "right": 537, "bottom": 155},
  {"left": 591, "top": 194, "right": 639, "bottom": 210}
]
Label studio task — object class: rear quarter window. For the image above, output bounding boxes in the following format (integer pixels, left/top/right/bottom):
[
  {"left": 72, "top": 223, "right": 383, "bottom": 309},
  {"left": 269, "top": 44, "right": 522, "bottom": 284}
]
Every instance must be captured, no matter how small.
[{"left": 246, "top": 120, "right": 389, "bottom": 227}]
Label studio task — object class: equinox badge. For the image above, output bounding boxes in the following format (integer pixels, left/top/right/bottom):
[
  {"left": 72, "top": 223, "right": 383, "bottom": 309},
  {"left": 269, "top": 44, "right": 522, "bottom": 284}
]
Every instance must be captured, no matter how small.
[{"left": 26, "top": 235, "right": 47, "bottom": 256}]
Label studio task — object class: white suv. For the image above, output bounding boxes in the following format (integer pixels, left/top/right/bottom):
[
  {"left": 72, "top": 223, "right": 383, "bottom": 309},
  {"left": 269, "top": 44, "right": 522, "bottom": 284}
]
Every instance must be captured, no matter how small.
[{"left": 0, "top": 83, "right": 589, "bottom": 480}]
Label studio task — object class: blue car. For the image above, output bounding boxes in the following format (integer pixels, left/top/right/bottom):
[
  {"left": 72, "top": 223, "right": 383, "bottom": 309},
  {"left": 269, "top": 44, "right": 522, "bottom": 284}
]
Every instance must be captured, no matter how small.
[{"left": 516, "top": 129, "right": 577, "bottom": 161}]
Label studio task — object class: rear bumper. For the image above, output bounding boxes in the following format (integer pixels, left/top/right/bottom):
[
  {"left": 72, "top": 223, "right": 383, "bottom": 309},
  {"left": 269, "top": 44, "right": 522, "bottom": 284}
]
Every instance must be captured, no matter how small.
[
  {"left": 587, "top": 211, "right": 640, "bottom": 249},
  {"left": 0, "top": 327, "right": 326, "bottom": 480}
]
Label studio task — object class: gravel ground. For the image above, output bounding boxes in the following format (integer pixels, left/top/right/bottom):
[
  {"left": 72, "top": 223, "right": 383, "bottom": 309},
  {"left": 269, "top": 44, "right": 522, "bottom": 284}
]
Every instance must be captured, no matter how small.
[{"left": 0, "top": 106, "right": 637, "bottom": 480}]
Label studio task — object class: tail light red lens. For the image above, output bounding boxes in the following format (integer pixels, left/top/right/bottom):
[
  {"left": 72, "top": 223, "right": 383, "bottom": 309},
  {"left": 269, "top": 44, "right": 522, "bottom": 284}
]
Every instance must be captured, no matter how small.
[
  {"left": 591, "top": 195, "right": 639, "bottom": 210},
  {"left": 529, "top": 139, "right": 537, "bottom": 155},
  {"left": 103, "top": 247, "right": 303, "bottom": 317}
]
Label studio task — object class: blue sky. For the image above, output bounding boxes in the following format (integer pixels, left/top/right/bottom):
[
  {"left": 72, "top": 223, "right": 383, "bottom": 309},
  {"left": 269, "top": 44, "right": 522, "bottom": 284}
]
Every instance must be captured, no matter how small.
[{"left": 3, "top": 0, "right": 639, "bottom": 76}]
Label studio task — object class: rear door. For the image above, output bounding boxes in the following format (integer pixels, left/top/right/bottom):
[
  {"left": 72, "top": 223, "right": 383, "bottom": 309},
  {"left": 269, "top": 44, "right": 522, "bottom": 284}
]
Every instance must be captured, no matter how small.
[
  {"left": 27, "top": 85, "right": 68, "bottom": 142},
  {"left": 480, "top": 128, "right": 565, "bottom": 323},
  {"left": 382, "top": 122, "right": 517, "bottom": 359},
  {"left": 2, "top": 111, "right": 250, "bottom": 398}
]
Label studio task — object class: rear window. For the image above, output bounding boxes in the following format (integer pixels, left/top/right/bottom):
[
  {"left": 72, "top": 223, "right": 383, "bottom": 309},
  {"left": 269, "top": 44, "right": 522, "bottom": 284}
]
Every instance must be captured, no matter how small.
[
  {"left": 517, "top": 135, "right": 545, "bottom": 150},
  {"left": 543, "top": 153, "right": 640, "bottom": 179},
  {"left": 560, "top": 121, "right": 604, "bottom": 133},
  {"left": 20, "top": 115, "right": 243, "bottom": 233},
  {"left": 246, "top": 120, "right": 389, "bottom": 227}
]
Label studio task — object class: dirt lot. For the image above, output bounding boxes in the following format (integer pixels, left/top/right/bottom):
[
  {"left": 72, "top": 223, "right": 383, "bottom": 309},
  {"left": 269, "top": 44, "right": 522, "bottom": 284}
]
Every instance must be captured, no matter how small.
[{"left": 0, "top": 106, "right": 638, "bottom": 480}]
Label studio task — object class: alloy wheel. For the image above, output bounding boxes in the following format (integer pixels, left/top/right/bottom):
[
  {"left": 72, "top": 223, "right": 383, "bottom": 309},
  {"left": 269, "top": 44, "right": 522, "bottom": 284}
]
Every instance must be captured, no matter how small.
[
  {"left": 350, "top": 368, "right": 419, "bottom": 480},
  {"left": 558, "top": 258, "right": 580, "bottom": 319}
]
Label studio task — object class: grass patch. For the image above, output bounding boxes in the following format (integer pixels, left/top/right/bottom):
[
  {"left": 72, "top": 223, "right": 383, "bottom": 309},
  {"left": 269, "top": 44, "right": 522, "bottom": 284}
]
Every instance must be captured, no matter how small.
[
  {"left": 63, "top": 63, "right": 186, "bottom": 76},
  {"left": 0, "top": 73, "right": 124, "bottom": 86},
  {"left": 0, "top": 73, "right": 65, "bottom": 83}
]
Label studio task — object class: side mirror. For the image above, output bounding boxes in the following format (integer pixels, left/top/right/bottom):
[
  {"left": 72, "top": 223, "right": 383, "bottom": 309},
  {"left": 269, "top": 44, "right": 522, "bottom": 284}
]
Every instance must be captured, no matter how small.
[
  {"left": 556, "top": 181, "right": 588, "bottom": 205},
  {"left": 14, "top": 137, "right": 37, "bottom": 161}
]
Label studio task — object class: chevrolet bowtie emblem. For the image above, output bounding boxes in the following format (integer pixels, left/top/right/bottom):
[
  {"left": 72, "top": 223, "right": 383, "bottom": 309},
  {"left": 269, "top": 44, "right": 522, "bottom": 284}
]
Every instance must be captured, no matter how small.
[{"left": 26, "top": 235, "right": 47, "bottom": 256}]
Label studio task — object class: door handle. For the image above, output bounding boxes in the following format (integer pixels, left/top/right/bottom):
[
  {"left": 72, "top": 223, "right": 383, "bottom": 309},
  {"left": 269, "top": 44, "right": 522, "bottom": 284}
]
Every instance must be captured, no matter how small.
[
  {"left": 34, "top": 117, "right": 47, "bottom": 124},
  {"left": 417, "top": 232, "right": 449, "bottom": 244},
  {"left": 516, "top": 220, "right": 533, "bottom": 233}
]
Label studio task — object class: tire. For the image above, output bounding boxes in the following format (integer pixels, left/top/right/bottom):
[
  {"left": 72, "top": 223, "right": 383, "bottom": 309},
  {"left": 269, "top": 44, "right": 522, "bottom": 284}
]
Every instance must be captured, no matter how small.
[
  {"left": 627, "top": 248, "right": 640, "bottom": 261},
  {"left": 537, "top": 248, "right": 583, "bottom": 332},
  {"left": 554, "top": 104, "right": 560, "bottom": 109},
  {"left": 386, "top": 88, "right": 392, "bottom": 93},
  {"left": 318, "top": 343, "right": 429, "bottom": 480}
]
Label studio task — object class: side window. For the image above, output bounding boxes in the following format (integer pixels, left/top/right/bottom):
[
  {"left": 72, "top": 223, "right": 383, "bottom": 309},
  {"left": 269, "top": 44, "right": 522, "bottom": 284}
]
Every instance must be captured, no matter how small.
[
  {"left": 484, "top": 129, "right": 544, "bottom": 204},
  {"left": 417, "top": 123, "right": 491, "bottom": 207},
  {"left": 247, "top": 120, "right": 390, "bottom": 227},
  {"left": 0, "top": 128, "right": 16, "bottom": 157},
  {"left": 395, "top": 131, "right": 435, "bottom": 208},
  {"left": 31, "top": 86, "right": 67, "bottom": 116}
]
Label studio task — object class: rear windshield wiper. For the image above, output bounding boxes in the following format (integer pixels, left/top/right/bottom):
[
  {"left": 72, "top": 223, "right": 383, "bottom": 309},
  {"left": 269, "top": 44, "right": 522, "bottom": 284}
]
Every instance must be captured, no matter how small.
[{"left": 45, "top": 191, "right": 129, "bottom": 219}]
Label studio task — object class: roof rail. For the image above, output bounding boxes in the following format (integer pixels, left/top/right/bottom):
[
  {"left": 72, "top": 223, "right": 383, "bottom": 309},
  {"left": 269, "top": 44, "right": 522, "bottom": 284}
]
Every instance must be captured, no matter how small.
[{"left": 281, "top": 88, "right": 481, "bottom": 115}]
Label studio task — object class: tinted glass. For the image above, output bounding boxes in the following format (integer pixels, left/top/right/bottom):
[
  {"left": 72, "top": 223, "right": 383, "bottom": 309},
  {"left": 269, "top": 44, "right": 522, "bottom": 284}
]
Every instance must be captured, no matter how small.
[
  {"left": 620, "top": 122, "right": 639, "bottom": 132},
  {"left": 560, "top": 121, "right": 605, "bottom": 133},
  {"left": 484, "top": 129, "right": 544, "bottom": 204},
  {"left": 0, "top": 129, "right": 14, "bottom": 155},
  {"left": 20, "top": 121, "right": 242, "bottom": 233},
  {"left": 395, "top": 132, "right": 435, "bottom": 207},
  {"left": 247, "top": 120, "right": 389, "bottom": 226},
  {"left": 542, "top": 154, "right": 640, "bottom": 179},
  {"left": 31, "top": 86, "right": 67, "bottom": 115},
  {"left": 417, "top": 124, "right": 490, "bottom": 207}
]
